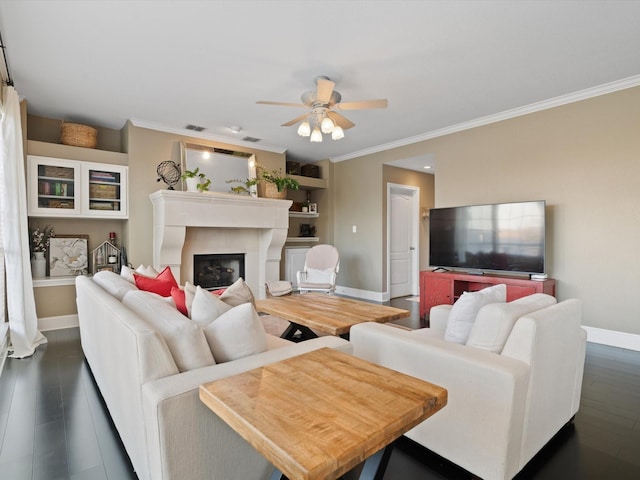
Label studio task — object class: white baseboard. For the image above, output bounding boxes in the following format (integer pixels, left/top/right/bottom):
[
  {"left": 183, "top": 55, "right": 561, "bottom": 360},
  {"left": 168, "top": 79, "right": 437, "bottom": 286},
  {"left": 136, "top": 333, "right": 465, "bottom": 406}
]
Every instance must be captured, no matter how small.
[
  {"left": 38, "top": 314, "right": 79, "bottom": 332},
  {"left": 583, "top": 326, "right": 640, "bottom": 352},
  {"left": 0, "top": 323, "right": 8, "bottom": 377},
  {"left": 335, "top": 285, "right": 390, "bottom": 302}
]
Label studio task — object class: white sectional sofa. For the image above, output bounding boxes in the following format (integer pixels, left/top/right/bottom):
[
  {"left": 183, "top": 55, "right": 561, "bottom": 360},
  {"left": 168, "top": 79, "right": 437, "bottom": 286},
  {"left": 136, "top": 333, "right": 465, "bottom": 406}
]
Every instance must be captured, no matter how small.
[
  {"left": 75, "top": 274, "right": 351, "bottom": 480},
  {"left": 350, "top": 293, "right": 587, "bottom": 480}
]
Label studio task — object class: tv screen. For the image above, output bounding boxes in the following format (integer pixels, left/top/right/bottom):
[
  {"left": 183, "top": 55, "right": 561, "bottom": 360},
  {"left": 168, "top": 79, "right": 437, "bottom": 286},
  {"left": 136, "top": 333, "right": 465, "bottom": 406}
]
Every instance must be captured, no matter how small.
[{"left": 429, "top": 200, "right": 546, "bottom": 274}]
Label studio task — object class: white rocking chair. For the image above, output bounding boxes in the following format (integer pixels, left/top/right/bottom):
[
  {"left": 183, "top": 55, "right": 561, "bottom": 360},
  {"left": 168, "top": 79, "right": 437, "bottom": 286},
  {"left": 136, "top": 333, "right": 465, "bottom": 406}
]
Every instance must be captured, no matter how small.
[{"left": 296, "top": 244, "right": 340, "bottom": 294}]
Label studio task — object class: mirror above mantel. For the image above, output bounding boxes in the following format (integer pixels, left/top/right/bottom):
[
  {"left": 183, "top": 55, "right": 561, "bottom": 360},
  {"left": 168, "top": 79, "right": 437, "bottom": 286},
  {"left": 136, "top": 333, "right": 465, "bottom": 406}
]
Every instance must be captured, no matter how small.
[{"left": 180, "top": 142, "right": 257, "bottom": 195}]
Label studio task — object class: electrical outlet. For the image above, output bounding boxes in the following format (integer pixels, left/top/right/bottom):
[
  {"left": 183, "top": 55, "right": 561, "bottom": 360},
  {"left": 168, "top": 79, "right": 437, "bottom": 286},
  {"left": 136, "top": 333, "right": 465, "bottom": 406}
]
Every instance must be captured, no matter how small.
[{"left": 352, "top": 225, "right": 357, "bottom": 233}]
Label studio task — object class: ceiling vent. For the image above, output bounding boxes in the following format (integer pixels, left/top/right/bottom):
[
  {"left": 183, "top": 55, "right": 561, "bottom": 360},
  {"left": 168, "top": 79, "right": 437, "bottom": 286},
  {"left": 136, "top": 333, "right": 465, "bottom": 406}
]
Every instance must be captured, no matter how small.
[
  {"left": 242, "top": 136, "right": 261, "bottom": 142},
  {"left": 185, "top": 124, "right": 206, "bottom": 132}
]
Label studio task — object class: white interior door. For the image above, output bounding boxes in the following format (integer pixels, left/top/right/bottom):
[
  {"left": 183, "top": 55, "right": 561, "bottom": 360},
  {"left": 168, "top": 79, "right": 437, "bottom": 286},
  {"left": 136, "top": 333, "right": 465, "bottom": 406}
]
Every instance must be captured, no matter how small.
[{"left": 389, "top": 185, "right": 418, "bottom": 298}]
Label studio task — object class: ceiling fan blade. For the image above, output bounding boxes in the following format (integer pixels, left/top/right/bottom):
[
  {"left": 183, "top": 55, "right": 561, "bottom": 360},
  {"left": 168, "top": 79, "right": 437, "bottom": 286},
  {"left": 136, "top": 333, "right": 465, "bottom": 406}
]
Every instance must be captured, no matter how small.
[
  {"left": 281, "top": 113, "right": 310, "bottom": 127},
  {"left": 316, "top": 78, "right": 335, "bottom": 104},
  {"left": 327, "top": 111, "right": 355, "bottom": 130},
  {"left": 256, "top": 101, "right": 307, "bottom": 108},
  {"left": 335, "top": 99, "right": 388, "bottom": 110}
]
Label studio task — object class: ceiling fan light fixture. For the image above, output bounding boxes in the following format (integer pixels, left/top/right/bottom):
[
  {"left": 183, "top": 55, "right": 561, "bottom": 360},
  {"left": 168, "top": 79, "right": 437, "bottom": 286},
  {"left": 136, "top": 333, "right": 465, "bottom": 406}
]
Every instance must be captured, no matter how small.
[
  {"left": 320, "top": 116, "right": 335, "bottom": 134},
  {"left": 310, "top": 127, "right": 323, "bottom": 143},
  {"left": 331, "top": 125, "right": 345, "bottom": 140},
  {"left": 297, "top": 120, "right": 311, "bottom": 137}
]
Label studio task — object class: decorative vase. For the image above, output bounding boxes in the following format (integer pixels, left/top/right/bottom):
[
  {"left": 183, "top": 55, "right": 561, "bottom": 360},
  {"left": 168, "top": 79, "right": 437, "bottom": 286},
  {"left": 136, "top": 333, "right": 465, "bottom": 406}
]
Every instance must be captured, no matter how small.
[
  {"left": 31, "top": 251, "right": 46, "bottom": 278},
  {"left": 185, "top": 177, "right": 200, "bottom": 192}
]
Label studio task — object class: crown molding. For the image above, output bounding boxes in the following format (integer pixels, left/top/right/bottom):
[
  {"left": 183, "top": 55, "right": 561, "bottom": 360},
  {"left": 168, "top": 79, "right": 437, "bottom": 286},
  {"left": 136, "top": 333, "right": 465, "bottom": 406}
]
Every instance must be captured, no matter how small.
[
  {"left": 330, "top": 75, "right": 640, "bottom": 163},
  {"left": 129, "top": 118, "right": 287, "bottom": 154}
]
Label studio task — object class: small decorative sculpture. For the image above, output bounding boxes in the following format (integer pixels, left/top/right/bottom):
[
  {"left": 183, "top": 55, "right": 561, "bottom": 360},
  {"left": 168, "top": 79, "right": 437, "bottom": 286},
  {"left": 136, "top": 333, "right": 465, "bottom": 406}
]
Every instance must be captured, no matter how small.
[{"left": 156, "top": 160, "right": 181, "bottom": 190}]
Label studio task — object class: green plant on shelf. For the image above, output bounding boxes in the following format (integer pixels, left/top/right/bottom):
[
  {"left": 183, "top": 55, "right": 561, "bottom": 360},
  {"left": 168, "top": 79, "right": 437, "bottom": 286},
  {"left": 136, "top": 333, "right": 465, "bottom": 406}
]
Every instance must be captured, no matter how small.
[
  {"left": 197, "top": 178, "right": 212, "bottom": 192},
  {"left": 226, "top": 177, "right": 259, "bottom": 195},
  {"left": 256, "top": 163, "right": 300, "bottom": 192},
  {"left": 180, "top": 167, "right": 205, "bottom": 180}
]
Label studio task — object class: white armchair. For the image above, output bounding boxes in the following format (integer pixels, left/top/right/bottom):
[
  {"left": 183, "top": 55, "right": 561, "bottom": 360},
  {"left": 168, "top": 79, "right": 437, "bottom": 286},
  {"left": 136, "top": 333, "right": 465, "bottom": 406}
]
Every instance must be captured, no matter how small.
[
  {"left": 350, "top": 294, "right": 587, "bottom": 480},
  {"left": 296, "top": 244, "right": 340, "bottom": 294}
]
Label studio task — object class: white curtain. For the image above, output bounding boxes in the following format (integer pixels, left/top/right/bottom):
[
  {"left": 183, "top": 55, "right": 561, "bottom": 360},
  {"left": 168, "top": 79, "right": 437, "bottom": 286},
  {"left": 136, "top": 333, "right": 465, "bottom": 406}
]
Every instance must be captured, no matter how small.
[{"left": 1, "top": 85, "right": 47, "bottom": 358}]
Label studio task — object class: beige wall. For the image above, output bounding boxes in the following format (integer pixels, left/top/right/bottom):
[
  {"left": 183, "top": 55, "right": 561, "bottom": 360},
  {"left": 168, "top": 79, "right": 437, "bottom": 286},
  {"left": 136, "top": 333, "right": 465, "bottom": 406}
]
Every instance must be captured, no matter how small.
[
  {"left": 26, "top": 84, "right": 640, "bottom": 336},
  {"left": 123, "top": 123, "right": 287, "bottom": 267},
  {"left": 332, "top": 153, "right": 435, "bottom": 293},
  {"left": 396, "top": 86, "right": 640, "bottom": 334}
]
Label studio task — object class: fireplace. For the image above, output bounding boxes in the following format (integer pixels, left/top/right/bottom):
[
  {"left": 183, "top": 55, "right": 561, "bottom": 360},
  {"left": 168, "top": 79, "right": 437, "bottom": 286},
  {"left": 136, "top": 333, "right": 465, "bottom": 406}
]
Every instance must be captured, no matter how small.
[
  {"left": 150, "top": 190, "right": 292, "bottom": 299},
  {"left": 194, "top": 253, "right": 245, "bottom": 290}
]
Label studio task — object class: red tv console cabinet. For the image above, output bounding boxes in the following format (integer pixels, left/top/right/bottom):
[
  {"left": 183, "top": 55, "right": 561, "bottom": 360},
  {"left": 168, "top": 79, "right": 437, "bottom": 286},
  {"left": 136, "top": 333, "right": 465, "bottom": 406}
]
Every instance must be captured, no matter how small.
[{"left": 419, "top": 270, "right": 556, "bottom": 319}]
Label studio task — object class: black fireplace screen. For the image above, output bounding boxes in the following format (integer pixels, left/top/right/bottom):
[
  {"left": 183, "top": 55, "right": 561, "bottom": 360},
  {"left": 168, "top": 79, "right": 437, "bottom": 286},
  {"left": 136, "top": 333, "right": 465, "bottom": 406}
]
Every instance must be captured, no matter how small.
[{"left": 193, "top": 253, "right": 245, "bottom": 290}]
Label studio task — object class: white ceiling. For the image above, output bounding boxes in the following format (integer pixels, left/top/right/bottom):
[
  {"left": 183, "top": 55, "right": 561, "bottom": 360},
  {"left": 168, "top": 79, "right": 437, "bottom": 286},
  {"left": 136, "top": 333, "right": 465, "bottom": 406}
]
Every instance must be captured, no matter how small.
[{"left": 2, "top": 1, "right": 640, "bottom": 172}]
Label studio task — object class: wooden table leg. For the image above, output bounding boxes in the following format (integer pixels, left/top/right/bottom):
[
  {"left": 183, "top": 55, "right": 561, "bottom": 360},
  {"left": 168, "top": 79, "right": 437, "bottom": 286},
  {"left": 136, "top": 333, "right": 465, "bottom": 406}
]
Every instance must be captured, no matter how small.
[
  {"left": 358, "top": 443, "right": 394, "bottom": 480},
  {"left": 268, "top": 469, "right": 286, "bottom": 480},
  {"left": 280, "top": 322, "right": 318, "bottom": 341}
]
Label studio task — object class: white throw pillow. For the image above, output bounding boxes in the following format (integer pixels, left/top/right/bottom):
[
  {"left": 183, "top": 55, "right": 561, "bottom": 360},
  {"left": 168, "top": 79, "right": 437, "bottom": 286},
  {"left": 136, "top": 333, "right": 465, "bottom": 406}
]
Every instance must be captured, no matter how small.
[
  {"left": 220, "top": 278, "right": 255, "bottom": 307},
  {"left": 190, "top": 285, "right": 232, "bottom": 326},
  {"left": 184, "top": 281, "right": 197, "bottom": 316},
  {"left": 466, "top": 293, "right": 557, "bottom": 353},
  {"left": 93, "top": 270, "right": 139, "bottom": 301},
  {"left": 123, "top": 290, "right": 215, "bottom": 371},
  {"left": 202, "top": 303, "right": 268, "bottom": 363},
  {"left": 305, "top": 267, "right": 334, "bottom": 284},
  {"left": 121, "top": 264, "right": 159, "bottom": 283},
  {"left": 444, "top": 283, "right": 506, "bottom": 344}
]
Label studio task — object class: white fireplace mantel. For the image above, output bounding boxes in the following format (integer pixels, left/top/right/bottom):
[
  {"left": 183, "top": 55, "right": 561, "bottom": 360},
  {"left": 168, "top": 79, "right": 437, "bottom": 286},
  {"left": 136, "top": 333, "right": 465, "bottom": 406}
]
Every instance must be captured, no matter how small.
[{"left": 150, "top": 190, "right": 292, "bottom": 298}]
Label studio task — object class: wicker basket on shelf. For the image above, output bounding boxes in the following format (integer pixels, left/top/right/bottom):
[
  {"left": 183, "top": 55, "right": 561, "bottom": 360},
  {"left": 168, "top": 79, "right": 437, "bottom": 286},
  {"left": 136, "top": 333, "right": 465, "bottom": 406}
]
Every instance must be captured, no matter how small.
[
  {"left": 261, "top": 182, "right": 287, "bottom": 199},
  {"left": 60, "top": 122, "right": 97, "bottom": 148}
]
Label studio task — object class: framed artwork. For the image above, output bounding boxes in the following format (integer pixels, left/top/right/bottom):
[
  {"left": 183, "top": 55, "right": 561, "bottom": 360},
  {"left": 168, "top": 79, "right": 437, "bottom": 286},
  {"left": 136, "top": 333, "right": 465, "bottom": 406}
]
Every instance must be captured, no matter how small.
[
  {"left": 309, "top": 203, "right": 317, "bottom": 213},
  {"left": 49, "top": 235, "right": 89, "bottom": 277}
]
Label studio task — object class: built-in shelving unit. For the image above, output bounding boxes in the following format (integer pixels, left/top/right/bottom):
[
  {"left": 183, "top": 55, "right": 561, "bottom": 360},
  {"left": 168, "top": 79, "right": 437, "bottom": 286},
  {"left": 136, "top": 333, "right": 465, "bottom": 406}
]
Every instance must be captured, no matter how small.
[
  {"left": 289, "top": 212, "right": 319, "bottom": 219},
  {"left": 28, "top": 155, "right": 128, "bottom": 218},
  {"left": 288, "top": 174, "right": 327, "bottom": 190},
  {"left": 286, "top": 237, "right": 320, "bottom": 243}
]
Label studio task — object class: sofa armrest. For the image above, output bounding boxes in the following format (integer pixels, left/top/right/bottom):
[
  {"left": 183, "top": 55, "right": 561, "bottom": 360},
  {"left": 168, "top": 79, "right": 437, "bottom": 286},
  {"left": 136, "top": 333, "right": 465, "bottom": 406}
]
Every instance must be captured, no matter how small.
[
  {"left": 350, "top": 322, "right": 530, "bottom": 480},
  {"left": 142, "top": 336, "right": 351, "bottom": 480}
]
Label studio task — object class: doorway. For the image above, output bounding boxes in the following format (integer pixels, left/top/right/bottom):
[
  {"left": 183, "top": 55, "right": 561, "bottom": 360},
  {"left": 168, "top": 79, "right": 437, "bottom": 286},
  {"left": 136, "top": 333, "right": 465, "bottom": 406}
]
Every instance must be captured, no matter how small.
[{"left": 387, "top": 184, "right": 419, "bottom": 298}]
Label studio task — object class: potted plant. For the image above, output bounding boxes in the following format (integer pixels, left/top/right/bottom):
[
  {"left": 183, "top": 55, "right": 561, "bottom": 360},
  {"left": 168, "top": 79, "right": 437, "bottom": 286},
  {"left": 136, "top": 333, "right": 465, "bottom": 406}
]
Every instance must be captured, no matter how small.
[
  {"left": 226, "top": 177, "right": 259, "bottom": 196},
  {"left": 30, "top": 224, "right": 54, "bottom": 278},
  {"left": 181, "top": 167, "right": 208, "bottom": 192},
  {"left": 256, "top": 164, "right": 300, "bottom": 199},
  {"left": 197, "top": 177, "right": 212, "bottom": 192}
]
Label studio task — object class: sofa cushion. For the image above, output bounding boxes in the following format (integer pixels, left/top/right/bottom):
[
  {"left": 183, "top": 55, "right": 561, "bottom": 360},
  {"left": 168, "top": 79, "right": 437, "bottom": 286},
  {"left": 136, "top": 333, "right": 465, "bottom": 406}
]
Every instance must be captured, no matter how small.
[
  {"left": 219, "top": 277, "right": 255, "bottom": 307},
  {"left": 134, "top": 266, "right": 179, "bottom": 297},
  {"left": 202, "top": 302, "right": 268, "bottom": 363},
  {"left": 444, "top": 283, "right": 506, "bottom": 344},
  {"left": 190, "top": 285, "right": 232, "bottom": 326},
  {"left": 123, "top": 290, "right": 215, "bottom": 371},
  {"left": 466, "top": 293, "right": 557, "bottom": 353},
  {"left": 93, "top": 270, "right": 139, "bottom": 301}
]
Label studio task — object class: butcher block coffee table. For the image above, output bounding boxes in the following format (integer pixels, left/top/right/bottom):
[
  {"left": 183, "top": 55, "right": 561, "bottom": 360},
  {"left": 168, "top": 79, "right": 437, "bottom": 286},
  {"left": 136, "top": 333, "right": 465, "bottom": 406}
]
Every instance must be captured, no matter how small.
[
  {"left": 255, "top": 293, "right": 410, "bottom": 340},
  {"left": 199, "top": 348, "right": 447, "bottom": 480}
]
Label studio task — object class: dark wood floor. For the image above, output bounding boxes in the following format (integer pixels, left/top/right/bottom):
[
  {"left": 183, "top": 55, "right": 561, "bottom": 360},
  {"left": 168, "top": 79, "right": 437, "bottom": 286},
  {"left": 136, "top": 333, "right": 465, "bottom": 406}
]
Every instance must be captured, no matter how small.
[{"left": 0, "top": 297, "right": 639, "bottom": 479}]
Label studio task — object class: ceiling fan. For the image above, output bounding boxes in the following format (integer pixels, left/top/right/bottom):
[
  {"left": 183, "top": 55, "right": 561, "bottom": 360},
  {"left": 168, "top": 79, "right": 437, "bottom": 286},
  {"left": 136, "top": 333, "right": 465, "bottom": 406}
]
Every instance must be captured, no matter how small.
[{"left": 257, "top": 76, "right": 388, "bottom": 142}]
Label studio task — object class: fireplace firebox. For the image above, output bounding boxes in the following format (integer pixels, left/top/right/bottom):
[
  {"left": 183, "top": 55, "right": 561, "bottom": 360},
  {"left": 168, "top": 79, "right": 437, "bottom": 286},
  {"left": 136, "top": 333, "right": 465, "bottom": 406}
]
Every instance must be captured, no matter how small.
[{"left": 194, "top": 253, "right": 245, "bottom": 290}]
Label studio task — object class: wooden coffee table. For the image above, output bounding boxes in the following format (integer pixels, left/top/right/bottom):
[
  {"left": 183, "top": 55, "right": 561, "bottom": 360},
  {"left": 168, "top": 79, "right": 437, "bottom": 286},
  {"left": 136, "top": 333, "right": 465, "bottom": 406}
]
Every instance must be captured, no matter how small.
[
  {"left": 255, "top": 293, "right": 410, "bottom": 340},
  {"left": 199, "top": 348, "right": 447, "bottom": 480}
]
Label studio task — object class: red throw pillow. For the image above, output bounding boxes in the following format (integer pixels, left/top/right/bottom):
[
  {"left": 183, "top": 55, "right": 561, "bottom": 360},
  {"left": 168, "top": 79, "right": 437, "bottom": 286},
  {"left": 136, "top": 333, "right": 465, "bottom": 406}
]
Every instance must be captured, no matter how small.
[
  {"left": 171, "top": 287, "right": 188, "bottom": 316},
  {"left": 211, "top": 288, "right": 226, "bottom": 296},
  {"left": 156, "top": 266, "right": 179, "bottom": 286},
  {"left": 134, "top": 266, "right": 179, "bottom": 297}
]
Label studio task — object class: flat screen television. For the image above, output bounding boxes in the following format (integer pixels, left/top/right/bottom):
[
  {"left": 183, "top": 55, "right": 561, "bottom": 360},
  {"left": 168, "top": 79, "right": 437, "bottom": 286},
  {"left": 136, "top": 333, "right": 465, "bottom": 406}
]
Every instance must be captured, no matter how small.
[{"left": 429, "top": 200, "right": 546, "bottom": 275}]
